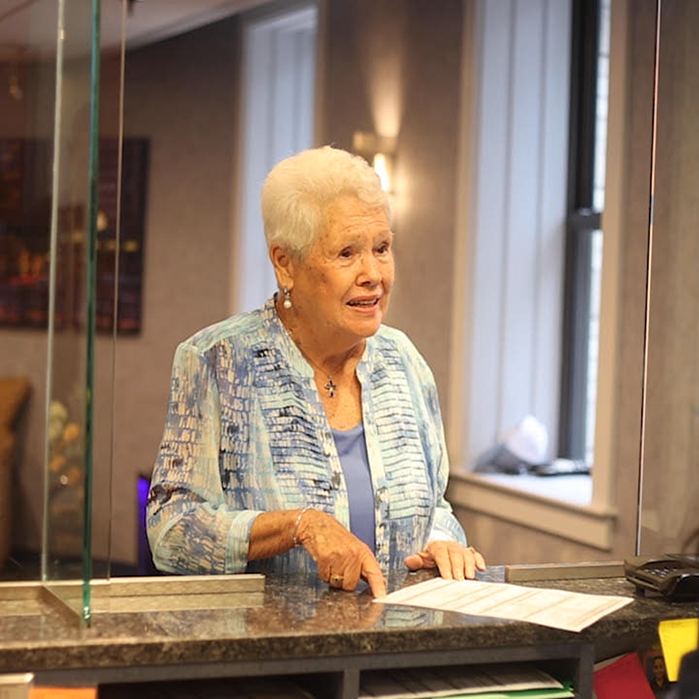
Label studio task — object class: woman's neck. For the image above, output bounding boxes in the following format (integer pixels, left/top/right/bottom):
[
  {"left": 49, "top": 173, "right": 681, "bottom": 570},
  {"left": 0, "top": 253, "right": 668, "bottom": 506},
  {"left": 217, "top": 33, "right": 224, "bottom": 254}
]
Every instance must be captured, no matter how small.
[{"left": 275, "top": 295, "right": 365, "bottom": 376}]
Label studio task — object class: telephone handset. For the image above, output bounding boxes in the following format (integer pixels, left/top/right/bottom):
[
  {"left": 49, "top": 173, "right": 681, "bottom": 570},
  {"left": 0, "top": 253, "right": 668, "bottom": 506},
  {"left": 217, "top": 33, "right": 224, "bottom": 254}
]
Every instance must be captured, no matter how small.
[{"left": 624, "top": 554, "right": 699, "bottom": 600}]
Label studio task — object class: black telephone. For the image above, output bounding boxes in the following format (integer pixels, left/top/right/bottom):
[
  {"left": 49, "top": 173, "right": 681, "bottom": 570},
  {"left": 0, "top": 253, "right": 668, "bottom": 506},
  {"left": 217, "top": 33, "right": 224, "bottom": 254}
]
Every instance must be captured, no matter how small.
[{"left": 624, "top": 554, "right": 699, "bottom": 600}]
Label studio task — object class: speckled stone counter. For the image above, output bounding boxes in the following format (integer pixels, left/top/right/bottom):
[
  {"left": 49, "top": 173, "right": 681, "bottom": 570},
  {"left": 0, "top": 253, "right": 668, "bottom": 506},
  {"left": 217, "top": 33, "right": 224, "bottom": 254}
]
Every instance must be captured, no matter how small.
[{"left": 0, "top": 568, "right": 697, "bottom": 698}]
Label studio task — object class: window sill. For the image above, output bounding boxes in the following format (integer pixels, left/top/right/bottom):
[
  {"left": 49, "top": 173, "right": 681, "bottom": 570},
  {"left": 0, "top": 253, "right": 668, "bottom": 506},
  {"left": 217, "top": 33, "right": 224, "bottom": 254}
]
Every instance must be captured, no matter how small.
[
  {"left": 465, "top": 472, "right": 593, "bottom": 506},
  {"left": 447, "top": 470, "right": 617, "bottom": 550}
]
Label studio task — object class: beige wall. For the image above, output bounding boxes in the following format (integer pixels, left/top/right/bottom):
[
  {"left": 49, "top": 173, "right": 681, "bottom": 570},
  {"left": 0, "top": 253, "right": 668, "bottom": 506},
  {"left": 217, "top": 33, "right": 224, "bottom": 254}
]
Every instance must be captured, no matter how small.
[
  {"left": 640, "top": 0, "right": 699, "bottom": 553},
  {"left": 318, "top": 0, "right": 465, "bottom": 401}
]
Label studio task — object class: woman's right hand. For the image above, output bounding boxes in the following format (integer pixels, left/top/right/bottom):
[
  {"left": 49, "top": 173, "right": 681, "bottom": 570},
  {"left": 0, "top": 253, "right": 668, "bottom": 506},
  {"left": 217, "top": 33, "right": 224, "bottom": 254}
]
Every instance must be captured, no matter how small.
[{"left": 295, "top": 509, "right": 386, "bottom": 598}]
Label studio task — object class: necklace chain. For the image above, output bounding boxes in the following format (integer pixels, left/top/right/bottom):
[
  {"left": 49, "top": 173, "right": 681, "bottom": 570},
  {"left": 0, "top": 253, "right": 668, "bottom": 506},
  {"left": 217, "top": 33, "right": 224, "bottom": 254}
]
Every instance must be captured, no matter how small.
[{"left": 277, "top": 296, "right": 351, "bottom": 399}]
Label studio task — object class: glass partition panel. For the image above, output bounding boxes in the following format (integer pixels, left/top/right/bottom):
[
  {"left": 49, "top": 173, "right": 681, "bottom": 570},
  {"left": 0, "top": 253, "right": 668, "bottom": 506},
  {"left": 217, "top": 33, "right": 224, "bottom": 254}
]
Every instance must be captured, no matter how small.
[
  {"left": 40, "top": 0, "right": 101, "bottom": 623},
  {"left": 91, "top": 0, "right": 126, "bottom": 582},
  {"left": 0, "top": 0, "right": 672, "bottom": 598},
  {"left": 91, "top": 0, "right": 656, "bottom": 575},
  {"left": 639, "top": 0, "right": 699, "bottom": 556},
  {"left": 0, "top": 0, "right": 99, "bottom": 611}
]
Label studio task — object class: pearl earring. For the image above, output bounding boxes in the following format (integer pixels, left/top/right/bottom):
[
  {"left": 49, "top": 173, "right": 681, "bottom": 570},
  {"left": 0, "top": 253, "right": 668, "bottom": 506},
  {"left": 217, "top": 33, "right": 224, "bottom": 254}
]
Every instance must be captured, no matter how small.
[{"left": 282, "top": 287, "right": 292, "bottom": 309}]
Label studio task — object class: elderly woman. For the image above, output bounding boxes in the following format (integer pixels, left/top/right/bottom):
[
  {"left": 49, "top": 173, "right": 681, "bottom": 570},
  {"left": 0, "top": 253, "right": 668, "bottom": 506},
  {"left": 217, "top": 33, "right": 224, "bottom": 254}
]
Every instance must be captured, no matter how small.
[{"left": 147, "top": 146, "right": 485, "bottom": 597}]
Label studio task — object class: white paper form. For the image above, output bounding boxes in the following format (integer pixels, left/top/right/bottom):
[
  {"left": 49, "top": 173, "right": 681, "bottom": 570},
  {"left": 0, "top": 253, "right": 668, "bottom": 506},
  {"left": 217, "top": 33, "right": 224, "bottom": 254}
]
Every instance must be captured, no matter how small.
[
  {"left": 360, "top": 664, "right": 569, "bottom": 698},
  {"left": 378, "top": 577, "right": 633, "bottom": 632}
]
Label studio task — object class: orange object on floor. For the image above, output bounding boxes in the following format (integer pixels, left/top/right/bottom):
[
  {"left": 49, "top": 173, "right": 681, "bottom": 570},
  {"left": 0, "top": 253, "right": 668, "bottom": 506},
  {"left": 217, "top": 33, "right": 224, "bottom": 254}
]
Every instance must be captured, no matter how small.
[{"left": 31, "top": 689, "right": 97, "bottom": 699}]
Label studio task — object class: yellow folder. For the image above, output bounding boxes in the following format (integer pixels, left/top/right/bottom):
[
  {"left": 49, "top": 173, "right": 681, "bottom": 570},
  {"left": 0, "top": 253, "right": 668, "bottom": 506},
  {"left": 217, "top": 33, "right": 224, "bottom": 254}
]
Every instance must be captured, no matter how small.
[{"left": 658, "top": 618, "right": 699, "bottom": 681}]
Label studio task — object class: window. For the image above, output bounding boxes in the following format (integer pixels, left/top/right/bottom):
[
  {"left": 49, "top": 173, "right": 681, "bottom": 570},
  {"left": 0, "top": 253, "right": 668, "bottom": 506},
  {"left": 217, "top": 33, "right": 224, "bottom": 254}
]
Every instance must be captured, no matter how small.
[
  {"left": 559, "top": 0, "right": 610, "bottom": 465},
  {"left": 459, "top": 0, "right": 574, "bottom": 474},
  {"left": 235, "top": 3, "right": 318, "bottom": 313},
  {"left": 447, "top": 0, "right": 616, "bottom": 546}
]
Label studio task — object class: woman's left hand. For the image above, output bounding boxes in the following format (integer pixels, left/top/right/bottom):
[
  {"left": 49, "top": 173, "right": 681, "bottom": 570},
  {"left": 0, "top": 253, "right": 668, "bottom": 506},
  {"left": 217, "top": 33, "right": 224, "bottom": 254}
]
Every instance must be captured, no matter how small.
[{"left": 404, "top": 541, "right": 486, "bottom": 580}]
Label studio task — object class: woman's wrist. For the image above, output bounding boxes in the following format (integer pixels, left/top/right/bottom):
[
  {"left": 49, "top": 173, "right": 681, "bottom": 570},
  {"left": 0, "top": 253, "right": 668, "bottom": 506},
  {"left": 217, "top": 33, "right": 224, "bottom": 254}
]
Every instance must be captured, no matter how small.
[{"left": 292, "top": 507, "right": 312, "bottom": 547}]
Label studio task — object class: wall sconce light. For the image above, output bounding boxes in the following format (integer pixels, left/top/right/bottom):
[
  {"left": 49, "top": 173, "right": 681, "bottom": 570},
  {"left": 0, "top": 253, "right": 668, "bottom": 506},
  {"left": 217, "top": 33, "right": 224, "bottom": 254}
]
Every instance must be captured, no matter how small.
[
  {"left": 352, "top": 132, "right": 397, "bottom": 194},
  {"left": 7, "top": 58, "right": 24, "bottom": 102}
]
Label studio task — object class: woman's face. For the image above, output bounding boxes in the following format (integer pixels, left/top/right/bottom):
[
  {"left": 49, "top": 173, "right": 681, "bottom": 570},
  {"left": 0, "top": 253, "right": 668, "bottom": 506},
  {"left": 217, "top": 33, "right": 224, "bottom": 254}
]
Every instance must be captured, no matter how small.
[{"left": 288, "top": 194, "right": 394, "bottom": 349}]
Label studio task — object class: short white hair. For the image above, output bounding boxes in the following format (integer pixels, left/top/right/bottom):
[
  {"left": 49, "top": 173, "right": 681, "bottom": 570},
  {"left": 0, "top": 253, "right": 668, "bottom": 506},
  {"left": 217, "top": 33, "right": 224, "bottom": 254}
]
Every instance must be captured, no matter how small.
[{"left": 261, "top": 145, "right": 390, "bottom": 258}]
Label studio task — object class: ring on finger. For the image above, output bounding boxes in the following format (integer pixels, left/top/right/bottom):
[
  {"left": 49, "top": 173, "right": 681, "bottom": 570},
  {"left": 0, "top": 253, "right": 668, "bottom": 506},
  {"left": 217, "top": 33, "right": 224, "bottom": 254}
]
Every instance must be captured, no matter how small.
[{"left": 330, "top": 574, "right": 344, "bottom": 587}]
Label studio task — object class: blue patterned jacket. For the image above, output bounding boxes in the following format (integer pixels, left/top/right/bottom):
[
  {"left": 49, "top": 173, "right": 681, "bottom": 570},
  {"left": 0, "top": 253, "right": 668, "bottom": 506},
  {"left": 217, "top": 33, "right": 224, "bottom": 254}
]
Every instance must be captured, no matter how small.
[{"left": 147, "top": 297, "right": 466, "bottom": 576}]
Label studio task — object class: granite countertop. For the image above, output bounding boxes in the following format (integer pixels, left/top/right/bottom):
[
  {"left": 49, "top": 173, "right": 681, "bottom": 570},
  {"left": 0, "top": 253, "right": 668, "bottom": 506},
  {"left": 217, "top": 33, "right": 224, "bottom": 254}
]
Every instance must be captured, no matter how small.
[{"left": 0, "top": 567, "right": 697, "bottom": 675}]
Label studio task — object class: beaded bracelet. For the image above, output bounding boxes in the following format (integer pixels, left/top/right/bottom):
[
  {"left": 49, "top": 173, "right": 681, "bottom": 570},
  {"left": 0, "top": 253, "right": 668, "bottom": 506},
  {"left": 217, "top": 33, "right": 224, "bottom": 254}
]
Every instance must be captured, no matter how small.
[{"left": 292, "top": 507, "right": 311, "bottom": 547}]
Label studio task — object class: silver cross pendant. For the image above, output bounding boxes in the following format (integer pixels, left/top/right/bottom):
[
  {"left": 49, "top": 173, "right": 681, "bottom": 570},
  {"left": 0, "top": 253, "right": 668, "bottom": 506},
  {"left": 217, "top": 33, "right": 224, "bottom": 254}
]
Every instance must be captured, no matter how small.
[{"left": 325, "top": 377, "right": 338, "bottom": 398}]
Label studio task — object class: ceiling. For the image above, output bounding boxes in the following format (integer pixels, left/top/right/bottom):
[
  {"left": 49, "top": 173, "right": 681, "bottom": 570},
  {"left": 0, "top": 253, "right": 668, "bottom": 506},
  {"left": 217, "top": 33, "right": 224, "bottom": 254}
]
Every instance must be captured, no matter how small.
[{"left": 0, "top": 0, "right": 268, "bottom": 59}]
